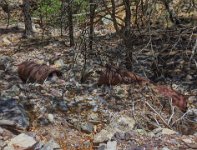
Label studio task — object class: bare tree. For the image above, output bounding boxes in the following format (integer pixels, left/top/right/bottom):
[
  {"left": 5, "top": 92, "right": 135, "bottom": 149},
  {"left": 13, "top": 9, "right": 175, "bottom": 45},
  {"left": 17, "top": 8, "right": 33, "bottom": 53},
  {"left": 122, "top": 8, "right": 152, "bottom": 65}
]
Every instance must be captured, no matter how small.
[
  {"left": 0, "top": 0, "right": 21, "bottom": 28},
  {"left": 66, "top": 0, "right": 74, "bottom": 46},
  {"left": 89, "top": 0, "right": 96, "bottom": 51},
  {"left": 22, "top": 0, "right": 33, "bottom": 38},
  {"left": 110, "top": 0, "right": 119, "bottom": 33},
  {"left": 162, "top": 0, "right": 180, "bottom": 25},
  {"left": 123, "top": 0, "right": 133, "bottom": 70}
]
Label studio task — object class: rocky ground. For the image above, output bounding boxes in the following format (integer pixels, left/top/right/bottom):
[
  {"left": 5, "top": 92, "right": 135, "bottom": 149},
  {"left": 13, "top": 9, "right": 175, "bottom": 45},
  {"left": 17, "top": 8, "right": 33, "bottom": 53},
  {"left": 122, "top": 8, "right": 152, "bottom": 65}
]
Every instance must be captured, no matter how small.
[{"left": 0, "top": 21, "right": 197, "bottom": 150}]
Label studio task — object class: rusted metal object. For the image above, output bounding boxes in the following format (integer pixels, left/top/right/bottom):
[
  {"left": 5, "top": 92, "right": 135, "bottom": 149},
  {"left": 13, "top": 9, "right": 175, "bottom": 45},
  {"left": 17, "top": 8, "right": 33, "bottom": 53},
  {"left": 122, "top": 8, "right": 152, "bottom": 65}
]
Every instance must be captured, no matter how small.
[
  {"left": 155, "top": 85, "right": 187, "bottom": 112},
  {"left": 98, "top": 64, "right": 187, "bottom": 112},
  {"left": 98, "top": 64, "right": 150, "bottom": 86},
  {"left": 18, "top": 61, "right": 62, "bottom": 84}
]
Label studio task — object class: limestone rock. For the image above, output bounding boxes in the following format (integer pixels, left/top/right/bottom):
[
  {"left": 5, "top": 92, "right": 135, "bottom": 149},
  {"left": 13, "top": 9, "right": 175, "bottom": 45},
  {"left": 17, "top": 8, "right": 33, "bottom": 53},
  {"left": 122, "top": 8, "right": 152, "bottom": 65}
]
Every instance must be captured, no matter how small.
[
  {"left": 7, "top": 133, "right": 37, "bottom": 150},
  {"left": 94, "top": 115, "right": 135, "bottom": 143}
]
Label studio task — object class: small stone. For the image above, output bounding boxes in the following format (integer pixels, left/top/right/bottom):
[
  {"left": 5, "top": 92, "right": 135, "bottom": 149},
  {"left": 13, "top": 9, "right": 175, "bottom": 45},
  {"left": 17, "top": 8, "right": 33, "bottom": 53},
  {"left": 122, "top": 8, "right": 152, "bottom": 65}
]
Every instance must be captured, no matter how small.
[
  {"left": 88, "top": 112, "right": 100, "bottom": 124},
  {"left": 37, "top": 117, "right": 49, "bottom": 126},
  {"left": 0, "top": 140, "right": 6, "bottom": 148},
  {"left": 182, "top": 138, "right": 192, "bottom": 144},
  {"left": 112, "top": 132, "right": 125, "bottom": 140},
  {"left": 54, "top": 59, "right": 65, "bottom": 68},
  {"left": 47, "top": 114, "right": 54, "bottom": 123},
  {"left": 2, "top": 37, "right": 11, "bottom": 45},
  {"left": 186, "top": 74, "right": 193, "bottom": 81},
  {"left": 161, "top": 147, "right": 170, "bottom": 150},
  {"left": 0, "top": 99, "right": 29, "bottom": 129},
  {"left": 188, "top": 96, "right": 196, "bottom": 103},
  {"left": 50, "top": 89, "right": 62, "bottom": 98},
  {"left": 147, "top": 132, "right": 155, "bottom": 137},
  {"left": 125, "top": 131, "right": 135, "bottom": 140},
  {"left": 98, "top": 144, "right": 106, "bottom": 150},
  {"left": 83, "top": 141, "right": 91, "bottom": 148},
  {"left": 162, "top": 128, "right": 177, "bottom": 135},
  {"left": 135, "top": 129, "right": 147, "bottom": 135},
  {"left": 81, "top": 122, "right": 94, "bottom": 134},
  {"left": 56, "top": 101, "right": 68, "bottom": 112},
  {"left": 41, "top": 139, "right": 60, "bottom": 150},
  {"left": 106, "top": 141, "right": 117, "bottom": 150},
  {"left": 94, "top": 115, "right": 135, "bottom": 143},
  {"left": 0, "top": 127, "right": 4, "bottom": 134},
  {"left": 102, "top": 15, "right": 113, "bottom": 25},
  {"left": 153, "top": 128, "right": 176, "bottom": 136},
  {"left": 7, "top": 133, "right": 37, "bottom": 150}
]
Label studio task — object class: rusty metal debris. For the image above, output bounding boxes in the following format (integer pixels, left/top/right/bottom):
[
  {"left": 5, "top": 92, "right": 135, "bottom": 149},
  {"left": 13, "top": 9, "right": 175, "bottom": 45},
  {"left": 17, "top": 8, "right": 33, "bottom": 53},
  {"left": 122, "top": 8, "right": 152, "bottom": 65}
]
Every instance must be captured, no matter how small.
[
  {"left": 18, "top": 61, "right": 62, "bottom": 84},
  {"left": 98, "top": 64, "right": 187, "bottom": 112},
  {"left": 98, "top": 64, "right": 150, "bottom": 86}
]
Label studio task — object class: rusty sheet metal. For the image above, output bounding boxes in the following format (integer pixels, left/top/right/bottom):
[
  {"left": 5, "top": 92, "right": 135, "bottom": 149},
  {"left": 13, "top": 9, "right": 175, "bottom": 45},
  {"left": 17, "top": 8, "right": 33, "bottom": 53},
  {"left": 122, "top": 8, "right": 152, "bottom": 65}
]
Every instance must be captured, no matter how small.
[{"left": 18, "top": 61, "right": 62, "bottom": 83}]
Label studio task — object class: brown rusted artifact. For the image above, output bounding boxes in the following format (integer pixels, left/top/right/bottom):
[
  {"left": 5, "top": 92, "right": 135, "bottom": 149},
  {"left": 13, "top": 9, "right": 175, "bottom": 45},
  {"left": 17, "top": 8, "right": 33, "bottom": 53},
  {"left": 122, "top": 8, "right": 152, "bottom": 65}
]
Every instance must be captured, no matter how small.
[
  {"left": 18, "top": 61, "right": 62, "bottom": 84},
  {"left": 155, "top": 85, "right": 187, "bottom": 112},
  {"left": 98, "top": 64, "right": 187, "bottom": 112},
  {"left": 98, "top": 64, "right": 150, "bottom": 86}
]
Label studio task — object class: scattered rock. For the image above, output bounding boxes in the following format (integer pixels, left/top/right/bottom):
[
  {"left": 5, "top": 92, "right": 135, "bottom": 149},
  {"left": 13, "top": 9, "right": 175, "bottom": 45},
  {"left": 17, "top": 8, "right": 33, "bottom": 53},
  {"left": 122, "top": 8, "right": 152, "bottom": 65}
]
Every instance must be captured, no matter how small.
[
  {"left": 162, "top": 147, "right": 170, "bottom": 150},
  {"left": 0, "top": 140, "right": 6, "bottom": 149},
  {"left": 94, "top": 115, "right": 135, "bottom": 143},
  {"left": 98, "top": 143, "right": 106, "bottom": 150},
  {"left": 161, "top": 128, "right": 177, "bottom": 135},
  {"left": 182, "top": 138, "right": 192, "bottom": 144},
  {"left": 87, "top": 112, "right": 100, "bottom": 124},
  {"left": 0, "top": 127, "right": 4, "bottom": 134},
  {"left": 6, "top": 133, "right": 37, "bottom": 150},
  {"left": 152, "top": 128, "right": 177, "bottom": 136},
  {"left": 47, "top": 114, "right": 54, "bottom": 123},
  {"left": 186, "top": 74, "right": 193, "bottom": 81},
  {"left": 106, "top": 141, "right": 117, "bottom": 150},
  {"left": 2, "top": 37, "right": 11, "bottom": 45},
  {"left": 112, "top": 132, "right": 125, "bottom": 140},
  {"left": 0, "top": 55, "right": 12, "bottom": 71},
  {"left": 81, "top": 122, "right": 94, "bottom": 134},
  {"left": 54, "top": 59, "right": 65, "bottom": 69},
  {"left": 124, "top": 131, "right": 136, "bottom": 140},
  {"left": 55, "top": 100, "right": 68, "bottom": 112},
  {"left": 188, "top": 96, "right": 196, "bottom": 103},
  {"left": 102, "top": 15, "right": 113, "bottom": 25},
  {"left": 37, "top": 117, "right": 49, "bottom": 126},
  {"left": 16, "top": 22, "right": 40, "bottom": 33},
  {"left": 135, "top": 129, "right": 147, "bottom": 135},
  {"left": 41, "top": 139, "right": 61, "bottom": 150},
  {"left": 0, "top": 98, "right": 29, "bottom": 130},
  {"left": 50, "top": 88, "right": 63, "bottom": 98}
]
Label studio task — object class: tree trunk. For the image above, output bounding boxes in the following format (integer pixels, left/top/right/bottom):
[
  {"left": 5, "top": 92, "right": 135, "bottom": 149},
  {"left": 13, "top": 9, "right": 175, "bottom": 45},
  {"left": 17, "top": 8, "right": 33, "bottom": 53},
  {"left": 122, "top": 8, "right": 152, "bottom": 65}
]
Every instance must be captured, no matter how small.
[
  {"left": 123, "top": 0, "right": 133, "bottom": 70},
  {"left": 110, "top": 0, "right": 119, "bottom": 33},
  {"left": 89, "top": 0, "right": 96, "bottom": 51},
  {"left": 22, "top": 0, "right": 33, "bottom": 38},
  {"left": 163, "top": 0, "right": 180, "bottom": 25},
  {"left": 66, "top": 0, "right": 74, "bottom": 46}
]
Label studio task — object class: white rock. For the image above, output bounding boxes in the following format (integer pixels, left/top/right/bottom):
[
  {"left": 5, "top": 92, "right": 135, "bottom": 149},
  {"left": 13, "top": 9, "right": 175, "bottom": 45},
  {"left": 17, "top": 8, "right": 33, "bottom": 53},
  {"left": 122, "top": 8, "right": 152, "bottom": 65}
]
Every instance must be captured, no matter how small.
[
  {"left": 102, "top": 15, "right": 113, "bottom": 25},
  {"left": 153, "top": 128, "right": 177, "bottom": 136},
  {"left": 2, "top": 37, "right": 11, "bottom": 45},
  {"left": 7, "top": 133, "right": 37, "bottom": 150},
  {"left": 94, "top": 115, "right": 135, "bottom": 143},
  {"left": 182, "top": 138, "right": 192, "bottom": 144},
  {"left": 106, "top": 141, "right": 117, "bottom": 150},
  {"left": 162, "top": 147, "right": 170, "bottom": 150},
  {"left": 162, "top": 128, "right": 177, "bottom": 135},
  {"left": 186, "top": 74, "right": 193, "bottom": 81},
  {"left": 54, "top": 59, "right": 65, "bottom": 68},
  {"left": 48, "top": 114, "right": 54, "bottom": 123}
]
